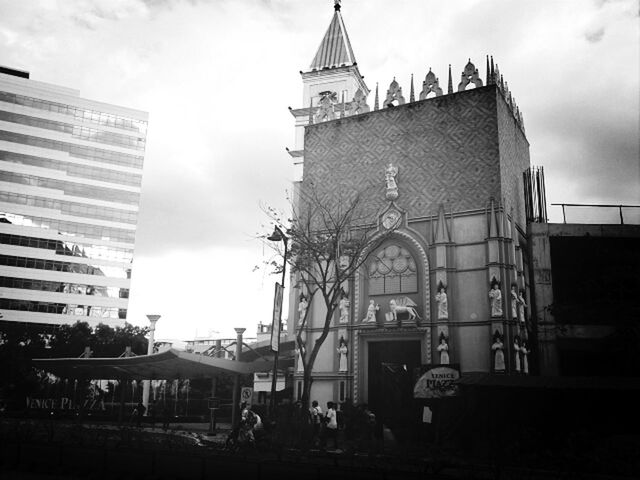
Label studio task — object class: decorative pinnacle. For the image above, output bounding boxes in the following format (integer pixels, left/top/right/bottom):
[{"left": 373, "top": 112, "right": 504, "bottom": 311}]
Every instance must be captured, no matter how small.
[
  {"left": 374, "top": 82, "right": 379, "bottom": 111},
  {"left": 334, "top": 0, "right": 341, "bottom": 12},
  {"left": 409, "top": 74, "right": 415, "bottom": 102}
]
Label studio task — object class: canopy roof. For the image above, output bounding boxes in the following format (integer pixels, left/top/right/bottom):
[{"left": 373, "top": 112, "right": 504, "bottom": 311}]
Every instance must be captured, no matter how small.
[{"left": 32, "top": 348, "right": 273, "bottom": 381}]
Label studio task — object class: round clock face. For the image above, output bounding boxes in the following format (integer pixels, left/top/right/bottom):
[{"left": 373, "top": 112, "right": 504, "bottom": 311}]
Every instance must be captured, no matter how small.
[{"left": 382, "top": 210, "right": 401, "bottom": 229}]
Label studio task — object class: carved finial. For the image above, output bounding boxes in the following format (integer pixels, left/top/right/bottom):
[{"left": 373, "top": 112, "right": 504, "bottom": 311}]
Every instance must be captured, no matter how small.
[
  {"left": 334, "top": 0, "right": 341, "bottom": 12},
  {"left": 500, "top": 73, "right": 504, "bottom": 91},
  {"left": 458, "top": 58, "right": 484, "bottom": 92},
  {"left": 384, "top": 78, "right": 405, "bottom": 107},
  {"left": 308, "top": 98, "right": 314, "bottom": 125},
  {"left": 349, "top": 88, "right": 370, "bottom": 115},
  {"left": 410, "top": 74, "right": 415, "bottom": 102},
  {"left": 420, "top": 69, "right": 443, "bottom": 99},
  {"left": 340, "top": 91, "right": 346, "bottom": 118},
  {"left": 374, "top": 82, "right": 379, "bottom": 111},
  {"left": 447, "top": 64, "right": 453, "bottom": 94}
]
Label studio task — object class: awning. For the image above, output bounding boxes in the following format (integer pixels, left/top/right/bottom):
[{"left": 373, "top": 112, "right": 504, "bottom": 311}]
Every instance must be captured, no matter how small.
[
  {"left": 32, "top": 348, "right": 274, "bottom": 381},
  {"left": 456, "top": 372, "right": 640, "bottom": 391}
]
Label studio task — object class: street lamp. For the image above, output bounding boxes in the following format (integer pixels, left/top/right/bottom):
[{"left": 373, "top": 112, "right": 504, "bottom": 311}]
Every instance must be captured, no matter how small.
[
  {"left": 142, "top": 314, "right": 161, "bottom": 412},
  {"left": 267, "top": 226, "right": 288, "bottom": 416}
]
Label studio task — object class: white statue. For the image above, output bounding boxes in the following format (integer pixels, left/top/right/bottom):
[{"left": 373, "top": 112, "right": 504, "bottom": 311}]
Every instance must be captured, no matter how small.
[
  {"left": 514, "top": 336, "right": 521, "bottom": 373},
  {"left": 520, "top": 341, "right": 529, "bottom": 374},
  {"left": 489, "top": 281, "right": 503, "bottom": 317},
  {"left": 491, "top": 332, "right": 505, "bottom": 372},
  {"left": 385, "top": 163, "right": 399, "bottom": 200},
  {"left": 518, "top": 290, "right": 527, "bottom": 324},
  {"left": 510, "top": 285, "right": 518, "bottom": 320},
  {"left": 338, "top": 293, "right": 350, "bottom": 324},
  {"left": 337, "top": 337, "right": 348, "bottom": 372},
  {"left": 437, "top": 335, "right": 450, "bottom": 365},
  {"left": 435, "top": 286, "right": 448, "bottom": 320},
  {"left": 389, "top": 297, "right": 421, "bottom": 322},
  {"left": 363, "top": 300, "right": 379, "bottom": 323},
  {"left": 385, "top": 163, "right": 398, "bottom": 190},
  {"left": 298, "top": 294, "right": 308, "bottom": 321}
]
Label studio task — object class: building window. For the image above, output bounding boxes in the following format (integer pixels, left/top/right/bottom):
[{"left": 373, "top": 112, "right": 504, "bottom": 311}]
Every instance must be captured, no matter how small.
[
  {"left": 368, "top": 244, "right": 418, "bottom": 295},
  {"left": 339, "top": 381, "right": 345, "bottom": 403},
  {"left": 297, "top": 381, "right": 302, "bottom": 400}
]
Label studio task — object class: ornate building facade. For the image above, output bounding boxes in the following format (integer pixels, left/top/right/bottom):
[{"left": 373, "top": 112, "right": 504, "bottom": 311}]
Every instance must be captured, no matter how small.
[{"left": 288, "top": 3, "right": 531, "bottom": 415}]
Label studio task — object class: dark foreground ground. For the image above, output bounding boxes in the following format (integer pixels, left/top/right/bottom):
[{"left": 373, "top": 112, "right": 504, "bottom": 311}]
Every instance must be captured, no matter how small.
[{"left": 1, "top": 418, "right": 638, "bottom": 480}]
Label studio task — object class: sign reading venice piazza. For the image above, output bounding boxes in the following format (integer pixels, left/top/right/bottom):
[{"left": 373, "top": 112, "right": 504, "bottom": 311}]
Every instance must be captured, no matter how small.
[{"left": 413, "top": 365, "right": 461, "bottom": 399}]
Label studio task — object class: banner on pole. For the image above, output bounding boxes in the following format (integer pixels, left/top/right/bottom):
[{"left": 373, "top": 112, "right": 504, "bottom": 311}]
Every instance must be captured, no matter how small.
[{"left": 271, "top": 283, "right": 284, "bottom": 352}]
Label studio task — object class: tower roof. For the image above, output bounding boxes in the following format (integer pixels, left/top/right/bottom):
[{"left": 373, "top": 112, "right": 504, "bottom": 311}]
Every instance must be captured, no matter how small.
[{"left": 309, "top": 5, "right": 356, "bottom": 71}]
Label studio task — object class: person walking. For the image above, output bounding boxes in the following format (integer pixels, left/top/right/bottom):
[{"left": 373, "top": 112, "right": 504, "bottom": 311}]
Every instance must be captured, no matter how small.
[
  {"left": 324, "top": 401, "right": 338, "bottom": 450},
  {"left": 310, "top": 400, "right": 323, "bottom": 447}
]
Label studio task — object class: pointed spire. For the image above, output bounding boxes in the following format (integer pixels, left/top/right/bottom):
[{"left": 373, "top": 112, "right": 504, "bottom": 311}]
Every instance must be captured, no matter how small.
[
  {"left": 374, "top": 82, "right": 379, "bottom": 110},
  {"left": 410, "top": 74, "right": 415, "bottom": 102},
  {"left": 500, "top": 73, "right": 504, "bottom": 91},
  {"left": 341, "top": 91, "right": 346, "bottom": 118},
  {"left": 308, "top": 98, "right": 314, "bottom": 125},
  {"left": 435, "top": 204, "right": 450, "bottom": 243},
  {"left": 486, "top": 55, "right": 490, "bottom": 85},
  {"left": 309, "top": 2, "right": 356, "bottom": 71},
  {"left": 447, "top": 64, "right": 453, "bottom": 94}
]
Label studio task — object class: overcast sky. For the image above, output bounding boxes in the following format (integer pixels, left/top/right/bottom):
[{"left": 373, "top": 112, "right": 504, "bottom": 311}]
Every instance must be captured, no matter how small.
[{"left": 1, "top": 0, "right": 638, "bottom": 342}]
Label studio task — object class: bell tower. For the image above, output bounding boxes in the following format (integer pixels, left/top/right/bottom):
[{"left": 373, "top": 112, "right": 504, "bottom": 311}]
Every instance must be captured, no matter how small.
[{"left": 288, "top": 0, "right": 369, "bottom": 177}]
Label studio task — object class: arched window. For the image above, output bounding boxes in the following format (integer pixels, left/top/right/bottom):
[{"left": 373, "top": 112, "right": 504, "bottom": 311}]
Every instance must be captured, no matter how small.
[{"left": 368, "top": 244, "right": 418, "bottom": 295}]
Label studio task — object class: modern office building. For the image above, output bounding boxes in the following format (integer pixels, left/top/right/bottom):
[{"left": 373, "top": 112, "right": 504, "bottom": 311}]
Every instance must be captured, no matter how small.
[{"left": 0, "top": 66, "right": 148, "bottom": 328}]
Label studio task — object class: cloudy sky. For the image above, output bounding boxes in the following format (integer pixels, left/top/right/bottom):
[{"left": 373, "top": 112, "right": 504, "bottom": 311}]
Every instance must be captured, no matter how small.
[{"left": 1, "top": 0, "right": 637, "bottom": 342}]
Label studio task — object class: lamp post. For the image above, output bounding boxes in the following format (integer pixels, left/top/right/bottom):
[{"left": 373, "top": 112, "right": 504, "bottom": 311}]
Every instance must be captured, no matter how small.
[
  {"left": 142, "top": 314, "right": 160, "bottom": 412},
  {"left": 231, "top": 327, "right": 246, "bottom": 426},
  {"left": 267, "top": 226, "right": 288, "bottom": 417}
]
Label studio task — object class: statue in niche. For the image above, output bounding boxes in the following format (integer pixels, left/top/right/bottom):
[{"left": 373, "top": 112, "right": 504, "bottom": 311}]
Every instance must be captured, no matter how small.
[
  {"left": 491, "top": 330, "right": 506, "bottom": 372},
  {"left": 488, "top": 278, "right": 503, "bottom": 317},
  {"left": 349, "top": 88, "right": 370, "bottom": 115},
  {"left": 518, "top": 290, "right": 527, "bottom": 324},
  {"left": 435, "top": 283, "right": 448, "bottom": 320},
  {"left": 337, "top": 336, "right": 348, "bottom": 372},
  {"left": 383, "top": 78, "right": 405, "bottom": 107},
  {"left": 314, "top": 91, "right": 337, "bottom": 123},
  {"left": 298, "top": 293, "right": 308, "bottom": 321},
  {"left": 437, "top": 333, "right": 450, "bottom": 365},
  {"left": 510, "top": 284, "right": 518, "bottom": 320},
  {"left": 363, "top": 299, "right": 379, "bottom": 323},
  {"left": 385, "top": 163, "right": 399, "bottom": 200},
  {"left": 338, "top": 291, "right": 350, "bottom": 324},
  {"left": 513, "top": 335, "right": 522, "bottom": 373},
  {"left": 419, "top": 69, "right": 443, "bottom": 99},
  {"left": 457, "top": 59, "right": 484, "bottom": 92},
  {"left": 520, "top": 340, "right": 529, "bottom": 375}
]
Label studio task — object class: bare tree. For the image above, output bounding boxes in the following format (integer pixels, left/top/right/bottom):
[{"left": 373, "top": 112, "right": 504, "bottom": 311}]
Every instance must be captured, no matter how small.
[{"left": 264, "top": 187, "right": 394, "bottom": 406}]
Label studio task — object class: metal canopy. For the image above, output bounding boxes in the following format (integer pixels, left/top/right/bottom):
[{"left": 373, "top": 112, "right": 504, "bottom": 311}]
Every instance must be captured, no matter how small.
[{"left": 32, "top": 348, "right": 274, "bottom": 380}]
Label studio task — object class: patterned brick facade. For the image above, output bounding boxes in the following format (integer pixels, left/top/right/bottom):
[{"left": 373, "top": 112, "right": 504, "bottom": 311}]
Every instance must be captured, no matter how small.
[{"left": 303, "top": 85, "right": 528, "bottom": 221}]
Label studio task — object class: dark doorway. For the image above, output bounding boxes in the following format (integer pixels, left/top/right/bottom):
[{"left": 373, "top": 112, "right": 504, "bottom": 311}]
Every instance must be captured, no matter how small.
[{"left": 368, "top": 340, "right": 421, "bottom": 431}]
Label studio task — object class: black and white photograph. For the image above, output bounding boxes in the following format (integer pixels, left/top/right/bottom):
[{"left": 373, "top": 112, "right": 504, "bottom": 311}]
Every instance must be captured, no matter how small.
[{"left": 0, "top": 0, "right": 638, "bottom": 478}]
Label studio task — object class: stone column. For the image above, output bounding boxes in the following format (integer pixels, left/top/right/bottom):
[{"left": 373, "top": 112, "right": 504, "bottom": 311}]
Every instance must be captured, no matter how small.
[{"left": 142, "top": 315, "right": 160, "bottom": 412}]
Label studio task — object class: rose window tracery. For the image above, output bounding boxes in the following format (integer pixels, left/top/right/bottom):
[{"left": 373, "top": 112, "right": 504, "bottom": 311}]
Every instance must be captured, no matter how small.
[{"left": 368, "top": 244, "right": 418, "bottom": 295}]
